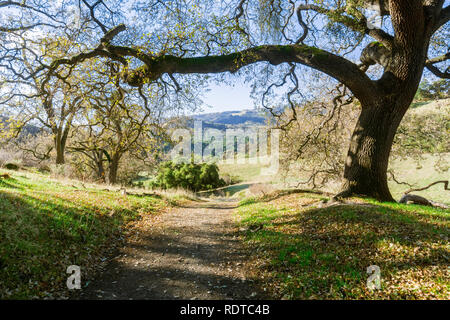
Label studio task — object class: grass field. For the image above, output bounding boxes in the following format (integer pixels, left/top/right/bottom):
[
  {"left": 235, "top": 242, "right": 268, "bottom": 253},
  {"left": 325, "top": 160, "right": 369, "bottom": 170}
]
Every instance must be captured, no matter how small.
[
  {"left": 219, "top": 153, "right": 449, "bottom": 204},
  {"left": 0, "top": 169, "right": 167, "bottom": 299},
  {"left": 219, "top": 99, "right": 449, "bottom": 203},
  {"left": 235, "top": 192, "right": 449, "bottom": 299},
  {"left": 389, "top": 154, "right": 449, "bottom": 205}
]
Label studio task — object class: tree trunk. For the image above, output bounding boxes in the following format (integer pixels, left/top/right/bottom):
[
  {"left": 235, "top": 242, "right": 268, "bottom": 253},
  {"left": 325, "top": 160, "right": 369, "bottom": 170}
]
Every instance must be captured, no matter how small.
[
  {"left": 97, "top": 160, "right": 106, "bottom": 183},
  {"left": 337, "top": 98, "right": 410, "bottom": 202},
  {"left": 108, "top": 154, "right": 120, "bottom": 185},
  {"left": 335, "top": 1, "right": 430, "bottom": 202},
  {"left": 55, "top": 132, "right": 65, "bottom": 165},
  {"left": 92, "top": 149, "right": 106, "bottom": 182}
]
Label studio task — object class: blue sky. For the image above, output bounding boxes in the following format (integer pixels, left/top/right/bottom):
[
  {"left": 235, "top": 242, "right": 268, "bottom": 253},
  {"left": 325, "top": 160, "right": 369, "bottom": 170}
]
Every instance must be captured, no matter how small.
[{"left": 200, "top": 80, "right": 254, "bottom": 114}]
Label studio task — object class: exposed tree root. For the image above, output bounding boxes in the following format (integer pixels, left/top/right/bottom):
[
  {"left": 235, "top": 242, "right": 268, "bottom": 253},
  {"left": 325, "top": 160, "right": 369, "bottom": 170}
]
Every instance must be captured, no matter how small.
[
  {"left": 399, "top": 194, "right": 449, "bottom": 209},
  {"left": 400, "top": 180, "right": 449, "bottom": 209}
]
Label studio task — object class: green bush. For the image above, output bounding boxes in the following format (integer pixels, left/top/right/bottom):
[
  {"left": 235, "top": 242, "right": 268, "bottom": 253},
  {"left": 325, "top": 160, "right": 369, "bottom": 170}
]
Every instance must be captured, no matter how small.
[
  {"left": 152, "top": 161, "right": 225, "bottom": 191},
  {"left": 415, "top": 79, "right": 449, "bottom": 101},
  {"left": 4, "top": 163, "right": 19, "bottom": 170}
]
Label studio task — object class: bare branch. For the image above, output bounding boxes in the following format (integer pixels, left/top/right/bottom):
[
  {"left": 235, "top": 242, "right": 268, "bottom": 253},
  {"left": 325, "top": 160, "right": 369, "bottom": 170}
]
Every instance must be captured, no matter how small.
[{"left": 404, "top": 180, "right": 449, "bottom": 195}]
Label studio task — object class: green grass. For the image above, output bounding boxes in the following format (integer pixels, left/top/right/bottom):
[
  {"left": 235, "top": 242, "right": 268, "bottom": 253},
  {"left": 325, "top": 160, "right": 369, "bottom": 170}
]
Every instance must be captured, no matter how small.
[
  {"left": 235, "top": 193, "right": 450, "bottom": 299},
  {"left": 0, "top": 170, "right": 167, "bottom": 299},
  {"left": 219, "top": 159, "right": 272, "bottom": 183}
]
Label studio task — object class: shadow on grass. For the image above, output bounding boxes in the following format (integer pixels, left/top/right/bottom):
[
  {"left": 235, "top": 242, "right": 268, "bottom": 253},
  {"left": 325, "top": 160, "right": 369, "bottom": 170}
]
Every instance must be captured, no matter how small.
[
  {"left": 0, "top": 178, "right": 25, "bottom": 190},
  {"left": 0, "top": 190, "right": 155, "bottom": 299},
  {"left": 239, "top": 201, "right": 449, "bottom": 298}
]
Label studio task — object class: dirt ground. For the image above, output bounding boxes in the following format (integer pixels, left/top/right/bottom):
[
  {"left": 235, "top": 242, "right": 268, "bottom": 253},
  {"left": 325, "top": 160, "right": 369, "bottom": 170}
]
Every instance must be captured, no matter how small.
[{"left": 74, "top": 199, "right": 266, "bottom": 300}]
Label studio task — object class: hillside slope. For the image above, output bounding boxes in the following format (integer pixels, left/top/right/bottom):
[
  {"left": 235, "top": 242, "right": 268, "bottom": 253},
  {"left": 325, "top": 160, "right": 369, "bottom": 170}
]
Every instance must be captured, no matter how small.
[
  {"left": 236, "top": 192, "right": 450, "bottom": 299},
  {"left": 0, "top": 169, "right": 167, "bottom": 299}
]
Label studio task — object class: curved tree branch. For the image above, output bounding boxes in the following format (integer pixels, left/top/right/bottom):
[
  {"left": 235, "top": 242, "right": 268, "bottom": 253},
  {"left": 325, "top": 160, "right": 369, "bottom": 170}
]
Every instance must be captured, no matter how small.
[
  {"left": 43, "top": 22, "right": 378, "bottom": 104},
  {"left": 404, "top": 180, "right": 449, "bottom": 195}
]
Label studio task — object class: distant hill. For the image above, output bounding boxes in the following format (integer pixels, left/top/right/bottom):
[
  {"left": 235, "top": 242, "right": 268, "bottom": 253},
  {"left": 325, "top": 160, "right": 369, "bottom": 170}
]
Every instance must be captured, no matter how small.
[
  {"left": 190, "top": 99, "right": 450, "bottom": 129},
  {"left": 192, "top": 109, "right": 268, "bottom": 127}
]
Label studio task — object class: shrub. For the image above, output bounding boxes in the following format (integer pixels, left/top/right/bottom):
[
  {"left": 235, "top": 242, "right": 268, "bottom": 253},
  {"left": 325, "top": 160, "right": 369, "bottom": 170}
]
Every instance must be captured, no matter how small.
[
  {"left": 4, "top": 163, "right": 19, "bottom": 170},
  {"left": 152, "top": 161, "right": 225, "bottom": 191}
]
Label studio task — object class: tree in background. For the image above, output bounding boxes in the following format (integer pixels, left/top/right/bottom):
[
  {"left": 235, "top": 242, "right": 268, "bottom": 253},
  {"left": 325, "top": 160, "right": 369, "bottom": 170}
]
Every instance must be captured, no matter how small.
[
  {"left": 415, "top": 79, "right": 450, "bottom": 101},
  {"left": 67, "top": 61, "right": 166, "bottom": 184},
  {"left": 0, "top": 7, "right": 91, "bottom": 165}
]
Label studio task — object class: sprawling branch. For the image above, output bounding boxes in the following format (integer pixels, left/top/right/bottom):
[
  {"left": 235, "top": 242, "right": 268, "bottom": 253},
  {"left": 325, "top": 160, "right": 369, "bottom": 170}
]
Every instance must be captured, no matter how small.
[
  {"left": 0, "top": 23, "right": 55, "bottom": 32},
  {"left": 404, "top": 180, "right": 449, "bottom": 195},
  {"left": 44, "top": 22, "right": 377, "bottom": 104},
  {"left": 121, "top": 45, "right": 376, "bottom": 102},
  {"left": 0, "top": 0, "right": 62, "bottom": 31}
]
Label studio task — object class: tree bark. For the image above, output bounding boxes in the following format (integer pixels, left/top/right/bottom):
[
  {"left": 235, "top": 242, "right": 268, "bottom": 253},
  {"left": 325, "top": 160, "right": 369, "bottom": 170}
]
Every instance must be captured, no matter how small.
[
  {"left": 94, "top": 150, "right": 106, "bottom": 182},
  {"left": 54, "top": 130, "right": 65, "bottom": 165},
  {"left": 108, "top": 153, "right": 120, "bottom": 185},
  {"left": 336, "top": 99, "right": 410, "bottom": 202}
]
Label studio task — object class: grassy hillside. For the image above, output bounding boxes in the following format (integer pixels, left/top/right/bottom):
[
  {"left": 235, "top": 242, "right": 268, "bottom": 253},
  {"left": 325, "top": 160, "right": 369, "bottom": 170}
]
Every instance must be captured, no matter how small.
[
  {"left": 219, "top": 99, "right": 449, "bottom": 203},
  {"left": 0, "top": 169, "right": 167, "bottom": 299},
  {"left": 219, "top": 154, "right": 449, "bottom": 204},
  {"left": 235, "top": 192, "right": 450, "bottom": 299},
  {"left": 389, "top": 154, "right": 450, "bottom": 204}
]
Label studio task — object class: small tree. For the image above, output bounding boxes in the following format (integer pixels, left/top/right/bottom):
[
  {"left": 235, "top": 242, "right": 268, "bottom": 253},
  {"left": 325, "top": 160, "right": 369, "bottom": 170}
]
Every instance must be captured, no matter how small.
[{"left": 154, "top": 161, "right": 225, "bottom": 191}]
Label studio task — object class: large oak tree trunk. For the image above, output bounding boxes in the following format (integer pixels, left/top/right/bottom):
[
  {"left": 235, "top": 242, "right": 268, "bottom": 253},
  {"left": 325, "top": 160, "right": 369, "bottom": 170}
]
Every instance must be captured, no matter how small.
[
  {"left": 337, "top": 99, "right": 410, "bottom": 202},
  {"left": 336, "top": 0, "right": 432, "bottom": 202}
]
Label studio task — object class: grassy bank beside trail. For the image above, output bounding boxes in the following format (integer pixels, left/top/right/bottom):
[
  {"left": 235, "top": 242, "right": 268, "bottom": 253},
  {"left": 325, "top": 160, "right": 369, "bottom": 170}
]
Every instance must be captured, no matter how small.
[
  {"left": 235, "top": 193, "right": 449, "bottom": 299},
  {"left": 0, "top": 169, "right": 167, "bottom": 299}
]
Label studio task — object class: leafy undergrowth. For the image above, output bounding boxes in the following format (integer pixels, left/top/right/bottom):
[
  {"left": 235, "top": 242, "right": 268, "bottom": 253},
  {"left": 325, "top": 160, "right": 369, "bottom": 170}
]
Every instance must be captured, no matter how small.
[
  {"left": 235, "top": 193, "right": 449, "bottom": 299},
  {"left": 0, "top": 169, "right": 167, "bottom": 299}
]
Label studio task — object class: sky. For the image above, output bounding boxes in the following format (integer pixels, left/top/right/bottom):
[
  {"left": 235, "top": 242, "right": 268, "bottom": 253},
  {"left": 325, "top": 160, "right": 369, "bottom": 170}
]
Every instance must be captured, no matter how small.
[{"left": 199, "top": 79, "right": 254, "bottom": 115}]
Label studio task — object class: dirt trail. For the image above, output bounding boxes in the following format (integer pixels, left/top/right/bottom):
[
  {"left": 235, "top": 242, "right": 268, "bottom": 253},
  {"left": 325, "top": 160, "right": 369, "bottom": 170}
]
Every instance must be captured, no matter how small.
[{"left": 76, "top": 199, "right": 265, "bottom": 300}]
